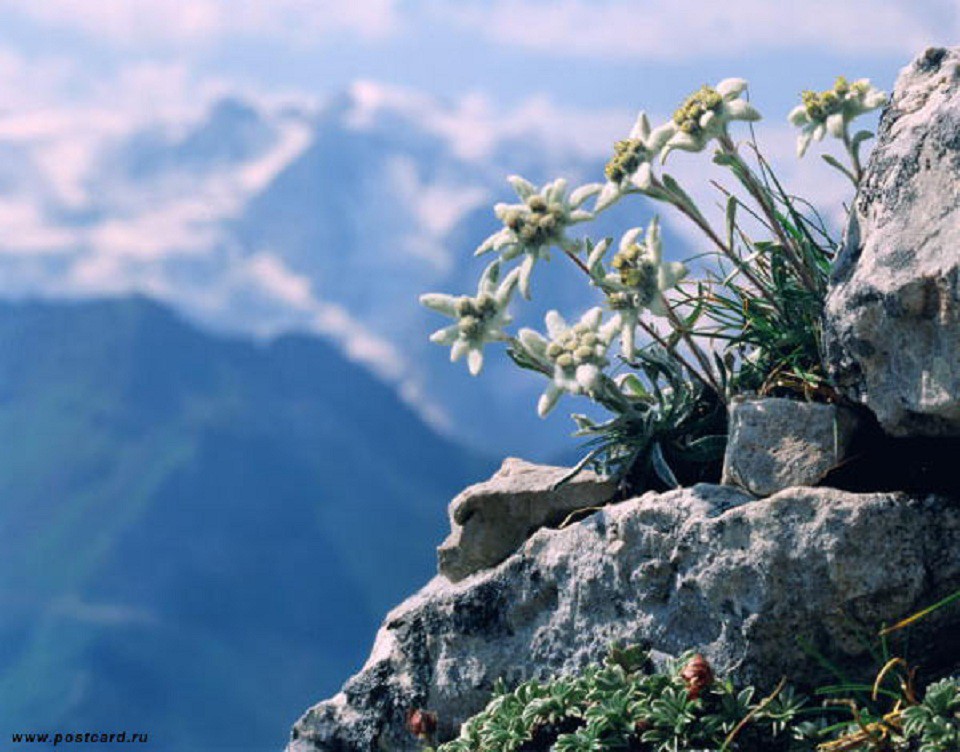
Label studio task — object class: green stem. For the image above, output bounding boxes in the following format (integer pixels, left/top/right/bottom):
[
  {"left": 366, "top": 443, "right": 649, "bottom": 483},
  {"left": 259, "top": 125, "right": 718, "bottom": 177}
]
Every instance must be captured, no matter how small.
[
  {"left": 717, "top": 135, "right": 818, "bottom": 293},
  {"left": 656, "top": 292, "right": 725, "bottom": 400}
]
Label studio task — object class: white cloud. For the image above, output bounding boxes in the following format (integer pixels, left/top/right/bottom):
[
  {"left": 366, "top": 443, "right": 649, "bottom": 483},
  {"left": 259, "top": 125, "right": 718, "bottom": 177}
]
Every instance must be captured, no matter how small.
[
  {"left": 347, "top": 80, "right": 629, "bottom": 160},
  {"left": 439, "top": 0, "right": 952, "bottom": 60},
  {"left": 50, "top": 595, "right": 156, "bottom": 627},
  {"left": 0, "top": 0, "right": 401, "bottom": 47}
]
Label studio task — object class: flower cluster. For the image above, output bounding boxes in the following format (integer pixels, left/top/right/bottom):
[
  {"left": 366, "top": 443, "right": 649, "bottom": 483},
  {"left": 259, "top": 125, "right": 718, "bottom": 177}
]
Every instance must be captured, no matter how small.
[
  {"left": 477, "top": 176, "right": 599, "bottom": 298},
  {"left": 588, "top": 218, "right": 687, "bottom": 357},
  {"left": 597, "top": 112, "right": 673, "bottom": 210},
  {"left": 419, "top": 263, "right": 519, "bottom": 375},
  {"left": 518, "top": 308, "right": 619, "bottom": 417},
  {"left": 788, "top": 76, "right": 887, "bottom": 157},
  {"left": 421, "top": 71, "right": 885, "bottom": 489},
  {"left": 661, "top": 78, "right": 761, "bottom": 160}
]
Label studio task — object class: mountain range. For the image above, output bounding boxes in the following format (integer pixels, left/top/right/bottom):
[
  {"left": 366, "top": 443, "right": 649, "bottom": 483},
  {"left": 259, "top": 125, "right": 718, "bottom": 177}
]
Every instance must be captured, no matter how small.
[
  {"left": 0, "top": 296, "right": 491, "bottom": 751},
  {"left": 0, "top": 84, "right": 685, "bottom": 459}
]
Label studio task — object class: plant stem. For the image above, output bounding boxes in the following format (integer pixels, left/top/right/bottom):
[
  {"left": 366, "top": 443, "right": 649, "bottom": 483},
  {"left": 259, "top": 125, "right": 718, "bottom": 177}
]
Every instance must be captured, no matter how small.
[
  {"left": 842, "top": 129, "right": 863, "bottom": 184},
  {"left": 656, "top": 292, "right": 725, "bottom": 398},
  {"left": 717, "top": 135, "right": 818, "bottom": 293},
  {"left": 634, "top": 317, "right": 718, "bottom": 397},
  {"left": 559, "top": 241, "right": 722, "bottom": 399},
  {"left": 665, "top": 193, "right": 784, "bottom": 316}
]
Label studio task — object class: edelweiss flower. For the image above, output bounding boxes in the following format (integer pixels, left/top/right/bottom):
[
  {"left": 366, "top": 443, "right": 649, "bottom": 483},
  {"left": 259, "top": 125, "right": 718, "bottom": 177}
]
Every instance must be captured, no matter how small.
[
  {"left": 660, "top": 78, "right": 761, "bottom": 161},
  {"left": 596, "top": 111, "right": 675, "bottom": 211},
  {"left": 476, "top": 176, "right": 600, "bottom": 298},
  {"left": 420, "top": 263, "right": 520, "bottom": 376},
  {"left": 518, "top": 307, "right": 619, "bottom": 417},
  {"left": 586, "top": 218, "right": 687, "bottom": 358},
  {"left": 788, "top": 76, "right": 887, "bottom": 157}
]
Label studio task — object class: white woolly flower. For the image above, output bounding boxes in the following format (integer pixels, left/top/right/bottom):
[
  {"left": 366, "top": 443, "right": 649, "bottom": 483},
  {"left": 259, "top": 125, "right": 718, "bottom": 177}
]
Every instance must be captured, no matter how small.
[
  {"left": 596, "top": 111, "right": 675, "bottom": 211},
  {"left": 475, "top": 176, "right": 601, "bottom": 299},
  {"left": 518, "top": 307, "right": 620, "bottom": 417},
  {"left": 788, "top": 76, "right": 887, "bottom": 157},
  {"left": 420, "top": 263, "right": 520, "bottom": 376},
  {"left": 660, "top": 78, "right": 762, "bottom": 161},
  {"left": 586, "top": 218, "right": 687, "bottom": 358}
]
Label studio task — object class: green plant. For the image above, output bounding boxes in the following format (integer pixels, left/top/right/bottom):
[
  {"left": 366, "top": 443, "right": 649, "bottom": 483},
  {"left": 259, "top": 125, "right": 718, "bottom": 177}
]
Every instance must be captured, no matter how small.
[
  {"left": 419, "top": 646, "right": 960, "bottom": 752},
  {"left": 433, "top": 647, "right": 818, "bottom": 752},
  {"left": 421, "top": 76, "right": 887, "bottom": 491}
]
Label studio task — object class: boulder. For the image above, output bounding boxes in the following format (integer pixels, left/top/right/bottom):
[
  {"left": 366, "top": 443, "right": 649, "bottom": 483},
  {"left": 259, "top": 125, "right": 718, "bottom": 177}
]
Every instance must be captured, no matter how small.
[
  {"left": 721, "top": 397, "right": 861, "bottom": 496},
  {"left": 437, "top": 457, "right": 617, "bottom": 582},
  {"left": 824, "top": 46, "right": 960, "bottom": 436},
  {"left": 288, "top": 480, "right": 960, "bottom": 752}
]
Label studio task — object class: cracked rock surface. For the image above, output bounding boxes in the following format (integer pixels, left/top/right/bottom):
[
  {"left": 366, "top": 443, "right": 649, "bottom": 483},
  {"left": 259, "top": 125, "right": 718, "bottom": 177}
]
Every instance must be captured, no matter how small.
[
  {"left": 825, "top": 46, "right": 960, "bottom": 436},
  {"left": 288, "top": 480, "right": 960, "bottom": 752}
]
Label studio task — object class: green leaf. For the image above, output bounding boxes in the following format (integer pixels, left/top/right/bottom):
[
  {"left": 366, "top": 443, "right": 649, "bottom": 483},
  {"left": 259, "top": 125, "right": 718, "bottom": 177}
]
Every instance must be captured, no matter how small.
[
  {"left": 725, "top": 195, "right": 738, "bottom": 252},
  {"left": 650, "top": 442, "right": 680, "bottom": 489},
  {"left": 820, "top": 154, "right": 856, "bottom": 184},
  {"left": 675, "top": 434, "right": 727, "bottom": 463}
]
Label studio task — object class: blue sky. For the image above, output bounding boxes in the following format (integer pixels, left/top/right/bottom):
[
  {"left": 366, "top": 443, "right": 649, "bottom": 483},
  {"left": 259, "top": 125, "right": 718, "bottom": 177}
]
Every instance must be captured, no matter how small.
[
  {"left": 1, "top": 1, "right": 955, "bottom": 121},
  {"left": 0, "top": 0, "right": 955, "bottom": 426}
]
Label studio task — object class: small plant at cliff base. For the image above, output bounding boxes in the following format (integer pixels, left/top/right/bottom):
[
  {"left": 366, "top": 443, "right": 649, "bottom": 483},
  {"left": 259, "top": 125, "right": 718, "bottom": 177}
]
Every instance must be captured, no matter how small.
[
  {"left": 434, "top": 648, "right": 819, "bottom": 752},
  {"left": 422, "top": 645, "right": 960, "bottom": 752},
  {"left": 813, "top": 589, "right": 960, "bottom": 751},
  {"left": 421, "top": 76, "right": 887, "bottom": 491}
]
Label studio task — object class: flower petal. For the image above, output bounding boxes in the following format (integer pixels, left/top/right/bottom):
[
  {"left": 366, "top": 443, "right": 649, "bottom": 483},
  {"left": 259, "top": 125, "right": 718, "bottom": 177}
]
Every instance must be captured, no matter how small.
[
  {"left": 629, "top": 162, "right": 653, "bottom": 191},
  {"left": 647, "top": 295, "right": 668, "bottom": 317},
  {"left": 518, "top": 253, "right": 536, "bottom": 299},
  {"left": 796, "top": 130, "right": 813, "bottom": 158},
  {"left": 586, "top": 238, "right": 610, "bottom": 271},
  {"left": 569, "top": 182, "right": 602, "bottom": 208},
  {"left": 646, "top": 216, "right": 662, "bottom": 264},
  {"left": 787, "top": 104, "right": 809, "bottom": 127},
  {"left": 658, "top": 261, "right": 688, "bottom": 290},
  {"left": 451, "top": 339, "right": 470, "bottom": 362},
  {"left": 429, "top": 325, "right": 460, "bottom": 345},
  {"left": 594, "top": 181, "right": 621, "bottom": 212},
  {"left": 647, "top": 122, "right": 676, "bottom": 153},
  {"left": 518, "top": 328, "right": 548, "bottom": 359},
  {"left": 620, "top": 321, "right": 635, "bottom": 359},
  {"left": 496, "top": 267, "right": 521, "bottom": 305},
  {"left": 826, "top": 112, "right": 846, "bottom": 138},
  {"left": 507, "top": 175, "right": 537, "bottom": 200},
  {"left": 620, "top": 226, "right": 643, "bottom": 251},
  {"left": 629, "top": 111, "right": 651, "bottom": 141},
  {"left": 537, "top": 384, "right": 562, "bottom": 417},
  {"left": 581, "top": 306, "right": 603, "bottom": 329},
  {"left": 419, "top": 293, "right": 459, "bottom": 316},
  {"left": 716, "top": 77, "right": 748, "bottom": 99},
  {"left": 546, "top": 178, "right": 568, "bottom": 203},
  {"left": 545, "top": 310, "right": 567, "bottom": 338},
  {"left": 467, "top": 348, "right": 484, "bottom": 376},
  {"left": 725, "top": 99, "right": 762, "bottom": 122},
  {"left": 660, "top": 131, "right": 703, "bottom": 161},
  {"left": 575, "top": 363, "right": 601, "bottom": 391}
]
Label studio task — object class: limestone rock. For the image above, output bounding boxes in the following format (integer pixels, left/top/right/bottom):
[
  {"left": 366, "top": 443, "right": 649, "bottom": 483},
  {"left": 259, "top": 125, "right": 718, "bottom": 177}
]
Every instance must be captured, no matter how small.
[
  {"left": 437, "top": 457, "right": 617, "bottom": 582},
  {"left": 824, "top": 47, "right": 960, "bottom": 436},
  {"left": 288, "top": 482, "right": 960, "bottom": 752},
  {"left": 721, "top": 397, "right": 861, "bottom": 496}
]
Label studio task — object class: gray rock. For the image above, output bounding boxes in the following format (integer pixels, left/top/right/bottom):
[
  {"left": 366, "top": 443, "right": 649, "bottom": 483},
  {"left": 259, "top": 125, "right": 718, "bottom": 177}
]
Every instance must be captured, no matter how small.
[
  {"left": 288, "top": 482, "right": 960, "bottom": 752},
  {"left": 824, "top": 47, "right": 960, "bottom": 436},
  {"left": 437, "top": 457, "right": 617, "bottom": 582},
  {"left": 721, "top": 397, "right": 861, "bottom": 496}
]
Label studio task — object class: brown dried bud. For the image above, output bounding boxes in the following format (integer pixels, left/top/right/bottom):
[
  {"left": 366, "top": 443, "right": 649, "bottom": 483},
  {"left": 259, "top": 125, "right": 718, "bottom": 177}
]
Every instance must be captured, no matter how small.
[
  {"left": 406, "top": 708, "right": 438, "bottom": 739},
  {"left": 680, "top": 654, "right": 714, "bottom": 700}
]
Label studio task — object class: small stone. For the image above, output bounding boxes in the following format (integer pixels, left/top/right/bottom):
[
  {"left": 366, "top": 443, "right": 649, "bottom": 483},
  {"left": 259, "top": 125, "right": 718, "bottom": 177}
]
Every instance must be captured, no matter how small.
[
  {"left": 721, "top": 397, "right": 861, "bottom": 497},
  {"left": 437, "top": 457, "right": 617, "bottom": 582}
]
